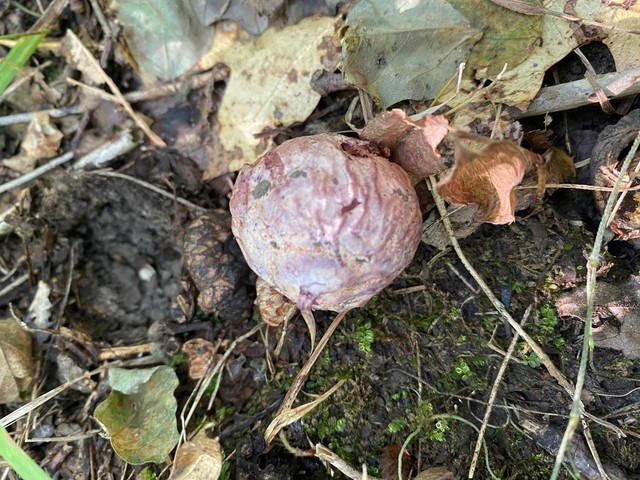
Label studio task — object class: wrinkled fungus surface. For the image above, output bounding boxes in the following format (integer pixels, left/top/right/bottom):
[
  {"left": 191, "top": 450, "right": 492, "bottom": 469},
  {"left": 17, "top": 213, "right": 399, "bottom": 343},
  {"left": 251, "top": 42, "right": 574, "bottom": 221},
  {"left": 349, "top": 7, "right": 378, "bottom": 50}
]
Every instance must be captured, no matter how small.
[{"left": 230, "top": 134, "right": 422, "bottom": 312}]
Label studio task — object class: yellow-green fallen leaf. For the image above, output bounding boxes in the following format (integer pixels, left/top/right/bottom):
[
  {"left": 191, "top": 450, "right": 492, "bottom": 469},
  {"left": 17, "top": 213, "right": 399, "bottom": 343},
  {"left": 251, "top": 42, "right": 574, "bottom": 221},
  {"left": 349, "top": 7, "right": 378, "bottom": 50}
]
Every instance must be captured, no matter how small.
[
  {"left": 94, "top": 366, "right": 179, "bottom": 464},
  {"left": 197, "top": 16, "right": 341, "bottom": 179},
  {"left": 343, "top": 0, "right": 640, "bottom": 113},
  {"left": 458, "top": 0, "right": 640, "bottom": 111}
]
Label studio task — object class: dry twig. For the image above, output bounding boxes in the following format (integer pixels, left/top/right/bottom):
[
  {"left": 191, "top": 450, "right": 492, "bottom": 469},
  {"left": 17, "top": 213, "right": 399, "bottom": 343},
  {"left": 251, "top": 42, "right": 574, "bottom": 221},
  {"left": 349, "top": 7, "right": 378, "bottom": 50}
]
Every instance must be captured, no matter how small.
[{"left": 468, "top": 306, "right": 531, "bottom": 478}]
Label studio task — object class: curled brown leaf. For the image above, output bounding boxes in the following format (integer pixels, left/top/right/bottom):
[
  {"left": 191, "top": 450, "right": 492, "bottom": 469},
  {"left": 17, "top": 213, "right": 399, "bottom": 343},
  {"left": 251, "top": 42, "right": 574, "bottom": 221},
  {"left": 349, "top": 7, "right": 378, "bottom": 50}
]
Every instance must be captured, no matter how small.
[
  {"left": 361, "top": 109, "right": 449, "bottom": 178},
  {"left": 436, "top": 135, "right": 545, "bottom": 224}
]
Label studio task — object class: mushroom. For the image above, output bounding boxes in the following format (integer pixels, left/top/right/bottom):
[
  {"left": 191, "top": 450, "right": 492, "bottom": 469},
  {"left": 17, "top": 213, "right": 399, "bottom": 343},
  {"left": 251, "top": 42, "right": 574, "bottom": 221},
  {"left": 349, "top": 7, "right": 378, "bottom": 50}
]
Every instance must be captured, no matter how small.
[{"left": 229, "top": 133, "right": 423, "bottom": 345}]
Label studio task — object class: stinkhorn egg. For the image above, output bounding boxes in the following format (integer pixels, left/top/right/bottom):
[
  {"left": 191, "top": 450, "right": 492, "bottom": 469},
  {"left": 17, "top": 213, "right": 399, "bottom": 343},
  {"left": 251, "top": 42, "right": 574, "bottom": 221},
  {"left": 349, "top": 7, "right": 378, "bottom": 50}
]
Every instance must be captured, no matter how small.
[{"left": 229, "top": 133, "right": 422, "bottom": 313}]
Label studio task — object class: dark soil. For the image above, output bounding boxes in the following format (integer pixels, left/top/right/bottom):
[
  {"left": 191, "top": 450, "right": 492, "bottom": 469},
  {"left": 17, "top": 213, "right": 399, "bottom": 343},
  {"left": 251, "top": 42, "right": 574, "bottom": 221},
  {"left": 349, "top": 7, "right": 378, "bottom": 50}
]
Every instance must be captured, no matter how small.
[{"left": 2, "top": 3, "right": 640, "bottom": 480}]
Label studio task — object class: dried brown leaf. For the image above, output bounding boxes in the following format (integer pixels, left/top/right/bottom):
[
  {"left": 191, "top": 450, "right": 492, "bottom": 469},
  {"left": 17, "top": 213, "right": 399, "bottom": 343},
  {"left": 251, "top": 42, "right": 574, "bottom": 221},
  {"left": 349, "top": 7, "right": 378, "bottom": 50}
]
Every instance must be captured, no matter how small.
[
  {"left": 0, "top": 319, "right": 33, "bottom": 404},
  {"left": 360, "top": 109, "right": 449, "bottom": 178},
  {"left": 198, "top": 17, "right": 341, "bottom": 178},
  {"left": 414, "top": 466, "right": 454, "bottom": 480},
  {"left": 182, "top": 339, "right": 217, "bottom": 380},
  {"left": 515, "top": 147, "right": 575, "bottom": 211},
  {"left": 168, "top": 430, "right": 222, "bottom": 480},
  {"left": 3, "top": 112, "right": 63, "bottom": 173},
  {"left": 556, "top": 275, "right": 640, "bottom": 359},
  {"left": 379, "top": 444, "right": 411, "bottom": 480},
  {"left": 436, "top": 137, "right": 542, "bottom": 224}
]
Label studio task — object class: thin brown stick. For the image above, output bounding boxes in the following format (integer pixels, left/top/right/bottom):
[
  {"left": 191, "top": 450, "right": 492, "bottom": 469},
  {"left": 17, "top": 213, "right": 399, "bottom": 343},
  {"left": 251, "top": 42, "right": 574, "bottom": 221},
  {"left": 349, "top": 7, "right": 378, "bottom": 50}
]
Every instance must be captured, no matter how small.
[
  {"left": 517, "top": 182, "right": 640, "bottom": 192},
  {"left": 468, "top": 306, "right": 531, "bottom": 478},
  {"left": 0, "top": 152, "right": 74, "bottom": 195},
  {"left": 88, "top": 171, "right": 207, "bottom": 212},
  {"left": 28, "top": 0, "right": 68, "bottom": 32}
]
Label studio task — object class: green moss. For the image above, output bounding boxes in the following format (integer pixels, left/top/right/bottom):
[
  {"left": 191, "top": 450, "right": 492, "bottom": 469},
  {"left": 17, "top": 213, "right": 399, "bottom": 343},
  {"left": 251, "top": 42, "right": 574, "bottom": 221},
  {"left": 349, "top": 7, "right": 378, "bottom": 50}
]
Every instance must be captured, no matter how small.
[
  {"left": 355, "top": 321, "right": 374, "bottom": 353},
  {"left": 388, "top": 417, "right": 406, "bottom": 433},
  {"left": 168, "top": 351, "right": 187, "bottom": 367},
  {"left": 138, "top": 467, "right": 158, "bottom": 480}
]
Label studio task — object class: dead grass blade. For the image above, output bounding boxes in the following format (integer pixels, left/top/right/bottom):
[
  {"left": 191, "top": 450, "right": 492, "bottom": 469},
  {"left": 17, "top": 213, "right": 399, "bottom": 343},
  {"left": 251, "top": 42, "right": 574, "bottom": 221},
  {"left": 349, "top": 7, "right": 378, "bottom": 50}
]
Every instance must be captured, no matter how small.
[
  {"left": 0, "top": 360, "right": 124, "bottom": 428},
  {"left": 62, "top": 30, "right": 166, "bottom": 147},
  {"left": 265, "top": 310, "right": 347, "bottom": 444},
  {"left": 315, "top": 443, "right": 381, "bottom": 480},
  {"left": 264, "top": 379, "right": 347, "bottom": 445}
]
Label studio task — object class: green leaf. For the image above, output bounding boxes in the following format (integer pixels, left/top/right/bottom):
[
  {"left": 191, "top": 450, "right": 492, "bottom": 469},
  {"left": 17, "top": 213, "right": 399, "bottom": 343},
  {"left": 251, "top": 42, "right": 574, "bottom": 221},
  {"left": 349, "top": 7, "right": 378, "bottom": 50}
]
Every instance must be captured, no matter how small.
[
  {"left": 342, "top": 0, "right": 483, "bottom": 108},
  {"left": 94, "top": 366, "right": 180, "bottom": 465},
  {"left": 0, "top": 32, "right": 46, "bottom": 95}
]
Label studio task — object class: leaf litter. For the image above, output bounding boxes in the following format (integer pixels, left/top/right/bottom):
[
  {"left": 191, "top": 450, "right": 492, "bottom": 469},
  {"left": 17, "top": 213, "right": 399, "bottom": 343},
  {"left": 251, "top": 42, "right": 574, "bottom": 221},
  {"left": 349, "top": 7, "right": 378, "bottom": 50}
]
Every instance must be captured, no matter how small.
[
  {"left": 2, "top": 0, "right": 640, "bottom": 478},
  {"left": 197, "top": 15, "right": 342, "bottom": 178}
]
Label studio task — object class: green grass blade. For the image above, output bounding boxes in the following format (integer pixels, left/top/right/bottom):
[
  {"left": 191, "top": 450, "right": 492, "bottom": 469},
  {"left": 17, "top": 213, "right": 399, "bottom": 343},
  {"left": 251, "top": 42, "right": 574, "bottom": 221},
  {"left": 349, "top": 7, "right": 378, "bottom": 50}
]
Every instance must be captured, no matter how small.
[
  {"left": 0, "top": 425, "right": 52, "bottom": 480},
  {"left": 0, "top": 32, "right": 46, "bottom": 95}
]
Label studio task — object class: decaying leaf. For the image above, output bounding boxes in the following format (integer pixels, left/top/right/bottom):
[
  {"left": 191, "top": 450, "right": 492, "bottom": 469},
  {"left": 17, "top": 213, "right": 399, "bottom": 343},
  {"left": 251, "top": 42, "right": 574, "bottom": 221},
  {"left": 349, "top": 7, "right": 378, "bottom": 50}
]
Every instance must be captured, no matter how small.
[
  {"left": 379, "top": 444, "right": 412, "bottom": 480},
  {"left": 116, "top": 0, "right": 214, "bottom": 81},
  {"left": 0, "top": 319, "right": 33, "bottom": 404},
  {"left": 436, "top": 134, "right": 546, "bottom": 224},
  {"left": 192, "top": 0, "right": 283, "bottom": 35},
  {"left": 168, "top": 430, "right": 222, "bottom": 480},
  {"left": 0, "top": 189, "right": 30, "bottom": 236},
  {"left": 2, "top": 112, "right": 63, "bottom": 174},
  {"left": 193, "top": 0, "right": 340, "bottom": 35},
  {"left": 425, "top": 136, "right": 574, "bottom": 247},
  {"left": 197, "top": 17, "right": 341, "bottom": 178},
  {"left": 458, "top": 0, "right": 640, "bottom": 111},
  {"left": 516, "top": 147, "right": 575, "bottom": 212},
  {"left": 556, "top": 275, "right": 640, "bottom": 359},
  {"left": 360, "top": 109, "right": 449, "bottom": 178},
  {"left": 342, "top": 0, "right": 483, "bottom": 108},
  {"left": 590, "top": 109, "right": 640, "bottom": 240},
  {"left": 414, "top": 466, "right": 455, "bottom": 480},
  {"left": 94, "top": 366, "right": 180, "bottom": 464},
  {"left": 449, "top": 0, "right": 542, "bottom": 79},
  {"left": 60, "top": 31, "right": 104, "bottom": 85},
  {"left": 182, "top": 338, "right": 217, "bottom": 380},
  {"left": 343, "top": 0, "right": 640, "bottom": 114}
]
